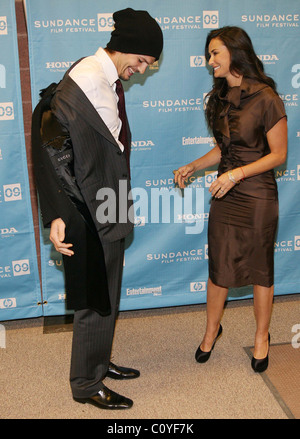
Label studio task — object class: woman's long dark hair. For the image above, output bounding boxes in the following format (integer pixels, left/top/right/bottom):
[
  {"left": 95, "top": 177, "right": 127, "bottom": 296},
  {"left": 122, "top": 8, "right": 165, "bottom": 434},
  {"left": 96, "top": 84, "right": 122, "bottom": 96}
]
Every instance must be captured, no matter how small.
[{"left": 204, "top": 26, "right": 277, "bottom": 129}]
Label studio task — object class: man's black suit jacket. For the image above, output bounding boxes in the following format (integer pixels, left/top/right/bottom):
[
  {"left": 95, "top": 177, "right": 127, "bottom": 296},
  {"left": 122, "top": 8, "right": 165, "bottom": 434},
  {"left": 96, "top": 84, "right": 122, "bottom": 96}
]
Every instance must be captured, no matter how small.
[{"left": 32, "top": 74, "right": 133, "bottom": 315}]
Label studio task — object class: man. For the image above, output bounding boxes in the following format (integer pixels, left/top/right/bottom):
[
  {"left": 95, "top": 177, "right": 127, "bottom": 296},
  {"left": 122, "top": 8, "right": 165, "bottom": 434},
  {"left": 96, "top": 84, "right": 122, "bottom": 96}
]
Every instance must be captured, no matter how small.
[{"left": 32, "top": 8, "right": 163, "bottom": 410}]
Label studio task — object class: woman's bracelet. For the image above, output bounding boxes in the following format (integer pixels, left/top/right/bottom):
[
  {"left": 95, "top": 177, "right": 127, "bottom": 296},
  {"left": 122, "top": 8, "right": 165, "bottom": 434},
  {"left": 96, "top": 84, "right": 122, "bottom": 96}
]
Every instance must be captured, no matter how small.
[
  {"left": 240, "top": 167, "right": 245, "bottom": 180},
  {"left": 228, "top": 167, "right": 246, "bottom": 184},
  {"left": 227, "top": 170, "right": 238, "bottom": 184}
]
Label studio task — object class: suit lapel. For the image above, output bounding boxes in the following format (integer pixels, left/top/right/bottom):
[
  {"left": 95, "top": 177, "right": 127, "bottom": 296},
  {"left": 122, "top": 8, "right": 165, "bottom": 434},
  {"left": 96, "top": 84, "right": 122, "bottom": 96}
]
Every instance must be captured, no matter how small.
[{"left": 56, "top": 75, "right": 120, "bottom": 149}]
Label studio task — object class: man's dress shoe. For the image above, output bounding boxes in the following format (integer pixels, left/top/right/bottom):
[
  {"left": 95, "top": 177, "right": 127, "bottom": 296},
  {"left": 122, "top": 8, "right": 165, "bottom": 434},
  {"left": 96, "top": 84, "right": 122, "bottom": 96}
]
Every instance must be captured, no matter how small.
[
  {"left": 74, "top": 385, "right": 133, "bottom": 410},
  {"left": 106, "top": 362, "right": 140, "bottom": 380}
]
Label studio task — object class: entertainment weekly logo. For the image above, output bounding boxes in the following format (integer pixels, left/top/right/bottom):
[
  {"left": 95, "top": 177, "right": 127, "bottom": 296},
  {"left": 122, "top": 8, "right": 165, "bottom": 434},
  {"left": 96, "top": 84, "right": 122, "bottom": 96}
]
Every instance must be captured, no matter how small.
[{"left": 126, "top": 286, "right": 162, "bottom": 297}]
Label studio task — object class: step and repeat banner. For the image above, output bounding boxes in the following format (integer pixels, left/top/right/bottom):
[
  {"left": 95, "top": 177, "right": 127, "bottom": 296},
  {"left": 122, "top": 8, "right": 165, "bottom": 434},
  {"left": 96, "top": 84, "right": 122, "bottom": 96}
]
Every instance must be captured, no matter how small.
[
  {"left": 0, "top": 0, "right": 41, "bottom": 321},
  {"left": 4, "top": 0, "right": 296, "bottom": 318}
]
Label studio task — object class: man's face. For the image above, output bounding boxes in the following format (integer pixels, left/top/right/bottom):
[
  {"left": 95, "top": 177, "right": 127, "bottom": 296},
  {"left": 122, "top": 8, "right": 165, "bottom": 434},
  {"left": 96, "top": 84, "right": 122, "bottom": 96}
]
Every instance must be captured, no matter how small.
[{"left": 116, "top": 53, "right": 156, "bottom": 80}]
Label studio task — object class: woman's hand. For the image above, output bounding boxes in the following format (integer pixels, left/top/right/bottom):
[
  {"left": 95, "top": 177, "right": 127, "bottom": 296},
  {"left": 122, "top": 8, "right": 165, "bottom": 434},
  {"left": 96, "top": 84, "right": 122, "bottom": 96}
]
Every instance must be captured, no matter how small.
[
  {"left": 173, "top": 164, "right": 196, "bottom": 188},
  {"left": 209, "top": 167, "right": 244, "bottom": 198},
  {"left": 209, "top": 172, "right": 235, "bottom": 198},
  {"left": 49, "top": 218, "right": 74, "bottom": 256},
  {"left": 173, "top": 146, "right": 222, "bottom": 189}
]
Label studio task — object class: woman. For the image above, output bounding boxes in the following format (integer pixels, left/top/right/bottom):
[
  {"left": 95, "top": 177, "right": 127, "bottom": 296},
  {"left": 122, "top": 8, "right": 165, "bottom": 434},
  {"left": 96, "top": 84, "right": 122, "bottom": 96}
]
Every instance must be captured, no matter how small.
[{"left": 174, "top": 26, "right": 287, "bottom": 372}]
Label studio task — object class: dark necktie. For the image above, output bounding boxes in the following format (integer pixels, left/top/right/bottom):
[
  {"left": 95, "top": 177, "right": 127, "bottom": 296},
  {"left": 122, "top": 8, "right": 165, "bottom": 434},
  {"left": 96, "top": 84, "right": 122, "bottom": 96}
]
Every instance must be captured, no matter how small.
[{"left": 115, "top": 79, "right": 130, "bottom": 176}]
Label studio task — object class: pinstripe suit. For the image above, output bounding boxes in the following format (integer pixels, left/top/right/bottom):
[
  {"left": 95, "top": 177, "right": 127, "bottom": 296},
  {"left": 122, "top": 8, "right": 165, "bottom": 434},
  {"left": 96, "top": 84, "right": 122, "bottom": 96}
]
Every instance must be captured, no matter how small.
[
  {"left": 38, "top": 69, "right": 134, "bottom": 397},
  {"left": 51, "top": 75, "right": 133, "bottom": 244}
]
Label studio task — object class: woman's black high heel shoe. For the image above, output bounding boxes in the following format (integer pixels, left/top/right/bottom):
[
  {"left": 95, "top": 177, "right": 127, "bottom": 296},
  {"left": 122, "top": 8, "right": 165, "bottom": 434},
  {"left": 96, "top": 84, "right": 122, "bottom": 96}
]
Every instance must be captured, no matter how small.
[
  {"left": 251, "top": 333, "right": 270, "bottom": 373},
  {"left": 195, "top": 324, "right": 222, "bottom": 363}
]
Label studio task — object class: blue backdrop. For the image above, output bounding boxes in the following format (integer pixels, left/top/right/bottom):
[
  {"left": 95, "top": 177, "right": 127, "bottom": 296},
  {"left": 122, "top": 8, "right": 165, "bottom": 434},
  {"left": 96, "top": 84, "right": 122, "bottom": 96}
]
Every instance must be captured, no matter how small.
[
  {"left": 0, "top": 0, "right": 41, "bottom": 321},
  {"left": 0, "top": 0, "right": 299, "bottom": 320}
]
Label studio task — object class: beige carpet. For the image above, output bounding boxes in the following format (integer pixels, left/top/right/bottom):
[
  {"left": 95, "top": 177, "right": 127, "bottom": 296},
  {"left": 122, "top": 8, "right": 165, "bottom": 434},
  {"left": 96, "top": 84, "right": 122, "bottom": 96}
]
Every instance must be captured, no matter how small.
[
  {"left": 245, "top": 342, "right": 300, "bottom": 419},
  {"left": 0, "top": 294, "right": 299, "bottom": 419}
]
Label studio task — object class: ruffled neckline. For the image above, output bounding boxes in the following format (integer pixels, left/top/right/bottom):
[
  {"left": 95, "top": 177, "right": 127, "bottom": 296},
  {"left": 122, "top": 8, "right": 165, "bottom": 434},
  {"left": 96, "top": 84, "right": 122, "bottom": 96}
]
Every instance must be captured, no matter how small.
[
  {"left": 214, "top": 77, "right": 268, "bottom": 154},
  {"left": 218, "top": 77, "right": 268, "bottom": 110}
]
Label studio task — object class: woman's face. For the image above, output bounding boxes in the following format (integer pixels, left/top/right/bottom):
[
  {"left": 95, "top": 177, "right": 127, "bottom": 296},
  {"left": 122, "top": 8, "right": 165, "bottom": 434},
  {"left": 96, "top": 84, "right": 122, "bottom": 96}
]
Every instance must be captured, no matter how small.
[{"left": 208, "top": 37, "right": 241, "bottom": 87}]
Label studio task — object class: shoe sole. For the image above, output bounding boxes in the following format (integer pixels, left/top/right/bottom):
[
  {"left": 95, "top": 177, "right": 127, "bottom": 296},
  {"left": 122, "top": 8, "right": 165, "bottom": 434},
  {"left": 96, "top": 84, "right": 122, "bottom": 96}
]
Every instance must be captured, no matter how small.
[
  {"left": 106, "top": 372, "right": 140, "bottom": 380},
  {"left": 73, "top": 397, "right": 133, "bottom": 410}
]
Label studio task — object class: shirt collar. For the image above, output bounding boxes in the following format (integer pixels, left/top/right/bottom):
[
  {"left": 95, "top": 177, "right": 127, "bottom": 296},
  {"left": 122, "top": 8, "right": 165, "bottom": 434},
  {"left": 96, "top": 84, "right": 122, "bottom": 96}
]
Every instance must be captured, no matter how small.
[
  {"left": 94, "top": 47, "right": 119, "bottom": 87},
  {"left": 219, "top": 77, "right": 268, "bottom": 108}
]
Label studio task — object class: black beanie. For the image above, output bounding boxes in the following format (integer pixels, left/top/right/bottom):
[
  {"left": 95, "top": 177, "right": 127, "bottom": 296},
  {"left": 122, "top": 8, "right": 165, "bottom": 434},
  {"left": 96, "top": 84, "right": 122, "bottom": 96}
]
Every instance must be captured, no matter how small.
[{"left": 107, "top": 8, "right": 163, "bottom": 60}]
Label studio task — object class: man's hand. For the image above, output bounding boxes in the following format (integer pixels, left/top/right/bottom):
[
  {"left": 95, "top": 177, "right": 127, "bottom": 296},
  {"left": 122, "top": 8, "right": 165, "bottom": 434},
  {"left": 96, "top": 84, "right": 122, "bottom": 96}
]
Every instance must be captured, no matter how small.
[{"left": 49, "top": 218, "right": 74, "bottom": 256}]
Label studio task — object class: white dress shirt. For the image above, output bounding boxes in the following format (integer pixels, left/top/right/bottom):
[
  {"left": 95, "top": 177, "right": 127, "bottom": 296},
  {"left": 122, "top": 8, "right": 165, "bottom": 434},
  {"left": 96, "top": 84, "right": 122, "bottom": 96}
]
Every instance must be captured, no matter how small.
[{"left": 69, "top": 47, "right": 124, "bottom": 151}]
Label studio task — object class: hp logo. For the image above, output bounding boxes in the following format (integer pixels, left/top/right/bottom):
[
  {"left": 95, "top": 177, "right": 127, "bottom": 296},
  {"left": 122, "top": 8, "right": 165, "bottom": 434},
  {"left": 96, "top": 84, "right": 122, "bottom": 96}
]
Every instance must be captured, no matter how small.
[{"left": 190, "top": 56, "right": 206, "bottom": 68}]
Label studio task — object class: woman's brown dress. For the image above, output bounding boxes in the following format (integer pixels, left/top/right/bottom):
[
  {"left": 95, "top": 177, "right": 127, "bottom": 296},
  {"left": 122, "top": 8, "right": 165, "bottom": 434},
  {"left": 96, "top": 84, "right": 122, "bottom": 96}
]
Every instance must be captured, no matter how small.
[{"left": 208, "top": 77, "right": 286, "bottom": 288}]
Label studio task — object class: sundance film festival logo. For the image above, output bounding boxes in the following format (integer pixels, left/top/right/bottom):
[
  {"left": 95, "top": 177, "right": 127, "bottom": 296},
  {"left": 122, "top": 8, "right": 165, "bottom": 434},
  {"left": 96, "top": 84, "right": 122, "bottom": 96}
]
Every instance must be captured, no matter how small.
[
  {"left": 34, "top": 13, "right": 114, "bottom": 33},
  {"left": 143, "top": 97, "right": 202, "bottom": 113},
  {"left": 0, "top": 64, "right": 6, "bottom": 88},
  {"left": 294, "top": 236, "right": 300, "bottom": 251},
  {"left": 279, "top": 93, "right": 298, "bottom": 108},
  {"left": 0, "top": 16, "right": 8, "bottom": 35},
  {"left": 3, "top": 183, "right": 22, "bottom": 201},
  {"left": 0, "top": 102, "right": 14, "bottom": 121},
  {"left": 156, "top": 11, "right": 218, "bottom": 30},
  {"left": 241, "top": 13, "right": 299, "bottom": 28},
  {"left": 97, "top": 13, "right": 113, "bottom": 31},
  {"left": 203, "top": 11, "right": 219, "bottom": 29},
  {"left": 275, "top": 167, "right": 300, "bottom": 182},
  {"left": 96, "top": 181, "right": 205, "bottom": 234},
  {"left": 0, "top": 259, "right": 30, "bottom": 278},
  {"left": 147, "top": 248, "right": 205, "bottom": 264},
  {"left": 12, "top": 259, "right": 30, "bottom": 276},
  {"left": 274, "top": 236, "right": 300, "bottom": 252}
]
